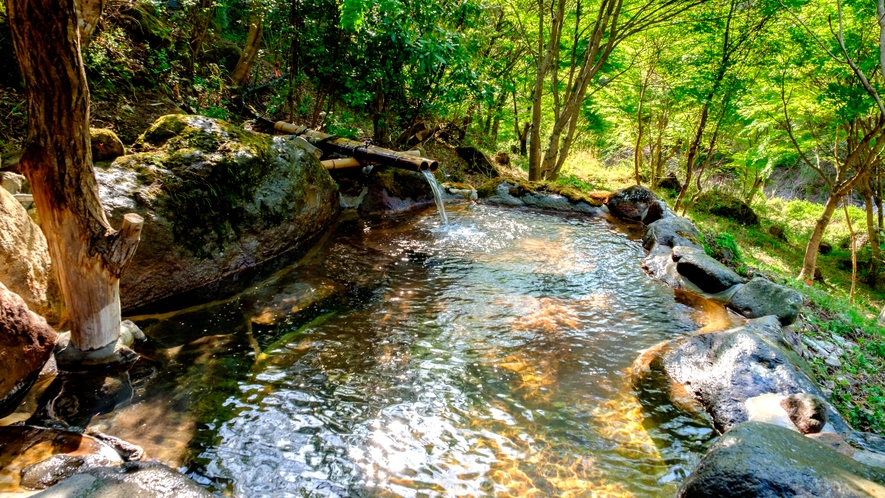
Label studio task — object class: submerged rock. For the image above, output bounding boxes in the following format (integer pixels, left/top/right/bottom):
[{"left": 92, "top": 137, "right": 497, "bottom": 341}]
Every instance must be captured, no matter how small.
[
  {"left": 727, "top": 276, "right": 803, "bottom": 325},
  {"left": 0, "top": 282, "right": 57, "bottom": 418},
  {"left": 781, "top": 392, "right": 829, "bottom": 434},
  {"left": 0, "top": 187, "right": 63, "bottom": 324},
  {"left": 96, "top": 114, "right": 340, "bottom": 311},
  {"left": 606, "top": 185, "right": 657, "bottom": 221},
  {"left": 32, "top": 462, "right": 211, "bottom": 497},
  {"left": 632, "top": 316, "right": 846, "bottom": 433},
  {"left": 679, "top": 422, "right": 885, "bottom": 497},
  {"left": 0, "top": 425, "right": 122, "bottom": 492}
]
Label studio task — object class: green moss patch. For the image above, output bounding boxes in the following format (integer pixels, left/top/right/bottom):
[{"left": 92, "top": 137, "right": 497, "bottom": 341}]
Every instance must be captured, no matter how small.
[{"left": 127, "top": 115, "right": 286, "bottom": 257}]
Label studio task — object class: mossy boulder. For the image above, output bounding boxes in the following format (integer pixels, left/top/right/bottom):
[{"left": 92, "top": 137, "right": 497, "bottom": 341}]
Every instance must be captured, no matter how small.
[
  {"left": 726, "top": 277, "right": 803, "bottom": 325},
  {"left": 672, "top": 245, "right": 745, "bottom": 294},
  {"left": 90, "top": 128, "right": 126, "bottom": 161},
  {"left": 696, "top": 190, "right": 759, "bottom": 226},
  {"left": 679, "top": 422, "right": 885, "bottom": 497},
  {"left": 642, "top": 216, "right": 703, "bottom": 251},
  {"left": 96, "top": 114, "right": 339, "bottom": 311}
]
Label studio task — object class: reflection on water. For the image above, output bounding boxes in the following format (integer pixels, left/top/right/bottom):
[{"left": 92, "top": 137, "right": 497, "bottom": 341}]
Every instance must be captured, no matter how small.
[{"left": 80, "top": 204, "right": 728, "bottom": 496}]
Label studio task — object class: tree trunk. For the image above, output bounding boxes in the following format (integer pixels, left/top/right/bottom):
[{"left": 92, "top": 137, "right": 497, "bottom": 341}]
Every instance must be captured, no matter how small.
[
  {"left": 547, "top": 108, "right": 580, "bottom": 181},
  {"left": 528, "top": 0, "right": 565, "bottom": 181},
  {"left": 519, "top": 122, "right": 529, "bottom": 156},
  {"left": 231, "top": 8, "right": 263, "bottom": 87},
  {"left": 798, "top": 194, "right": 841, "bottom": 282},
  {"left": 861, "top": 179, "right": 881, "bottom": 283},
  {"left": 74, "top": 0, "right": 104, "bottom": 46},
  {"left": 7, "top": 0, "right": 143, "bottom": 351},
  {"left": 673, "top": 101, "right": 710, "bottom": 212},
  {"left": 188, "top": 0, "right": 212, "bottom": 76}
]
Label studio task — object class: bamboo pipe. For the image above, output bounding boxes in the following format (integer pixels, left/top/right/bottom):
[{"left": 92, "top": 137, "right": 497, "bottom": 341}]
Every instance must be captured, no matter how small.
[
  {"left": 321, "top": 157, "right": 363, "bottom": 170},
  {"left": 273, "top": 121, "right": 439, "bottom": 172}
]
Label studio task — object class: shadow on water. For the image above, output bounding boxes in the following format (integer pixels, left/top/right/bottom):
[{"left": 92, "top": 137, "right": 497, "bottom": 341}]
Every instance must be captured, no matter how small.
[{"left": 15, "top": 204, "right": 738, "bottom": 496}]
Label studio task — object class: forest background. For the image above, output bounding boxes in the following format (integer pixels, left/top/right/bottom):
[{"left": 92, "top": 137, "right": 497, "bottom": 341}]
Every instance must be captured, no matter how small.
[{"left": 2, "top": 0, "right": 885, "bottom": 432}]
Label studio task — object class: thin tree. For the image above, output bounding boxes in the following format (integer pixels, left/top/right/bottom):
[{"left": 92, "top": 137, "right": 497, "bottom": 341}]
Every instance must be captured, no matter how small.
[{"left": 231, "top": 3, "right": 264, "bottom": 87}]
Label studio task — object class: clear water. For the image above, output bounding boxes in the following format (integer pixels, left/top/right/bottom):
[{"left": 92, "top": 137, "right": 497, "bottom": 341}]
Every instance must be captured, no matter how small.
[
  {"left": 76, "top": 204, "right": 730, "bottom": 497},
  {"left": 422, "top": 170, "right": 448, "bottom": 224}
]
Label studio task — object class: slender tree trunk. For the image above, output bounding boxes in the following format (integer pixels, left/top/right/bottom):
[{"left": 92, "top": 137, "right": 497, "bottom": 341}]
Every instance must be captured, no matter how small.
[
  {"left": 673, "top": 101, "right": 710, "bottom": 212},
  {"left": 8, "top": 0, "right": 143, "bottom": 351},
  {"left": 74, "top": 0, "right": 104, "bottom": 46},
  {"left": 843, "top": 200, "right": 857, "bottom": 301},
  {"left": 634, "top": 98, "right": 645, "bottom": 185},
  {"left": 548, "top": 109, "right": 580, "bottom": 180},
  {"left": 799, "top": 194, "right": 841, "bottom": 282},
  {"left": 529, "top": 0, "right": 565, "bottom": 181},
  {"left": 861, "top": 179, "right": 881, "bottom": 283},
  {"left": 519, "top": 122, "right": 529, "bottom": 156},
  {"left": 231, "top": 8, "right": 263, "bottom": 87},
  {"left": 188, "top": 0, "right": 212, "bottom": 76},
  {"left": 287, "top": 0, "right": 302, "bottom": 122}
]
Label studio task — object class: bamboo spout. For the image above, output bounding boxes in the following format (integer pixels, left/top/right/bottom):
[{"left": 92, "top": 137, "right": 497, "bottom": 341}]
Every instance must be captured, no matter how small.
[
  {"left": 321, "top": 157, "right": 363, "bottom": 170},
  {"left": 273, "top": 121, "right": 439, "bottom": 172}
]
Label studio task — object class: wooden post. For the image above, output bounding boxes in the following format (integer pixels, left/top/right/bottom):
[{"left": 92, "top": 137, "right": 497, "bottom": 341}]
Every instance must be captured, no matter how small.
[{"left": 8, "top": 0, "right": 144, "bottom": 352}]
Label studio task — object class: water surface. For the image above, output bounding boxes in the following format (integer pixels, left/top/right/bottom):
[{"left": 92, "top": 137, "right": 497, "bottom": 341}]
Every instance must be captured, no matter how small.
[{"left": 94, "top": 204, "right": 726, "bottom": 496}]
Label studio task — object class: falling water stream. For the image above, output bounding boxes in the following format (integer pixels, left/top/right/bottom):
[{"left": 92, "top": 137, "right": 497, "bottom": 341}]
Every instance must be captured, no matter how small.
[
  {"left": 16, "top": 204, "right": 740, "bottom": 497},
  {"left": 422, "top": 170, "right": 448, "bottom": 224}
]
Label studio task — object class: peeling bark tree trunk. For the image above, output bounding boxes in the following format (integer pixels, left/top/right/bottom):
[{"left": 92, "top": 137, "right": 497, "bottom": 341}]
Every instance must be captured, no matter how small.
[
  {"left": 231, "top": 9, "right": 263, "bottom": 87},
  {"left": 7, "top": 0, "right": 143, "bottom": 351},
  {"left": 74, "top": 0, "right": 104, "bottom": 46}
]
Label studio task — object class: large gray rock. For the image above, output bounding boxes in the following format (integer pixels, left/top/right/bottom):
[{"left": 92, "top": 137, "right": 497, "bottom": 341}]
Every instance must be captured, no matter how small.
[
  {"left": 632, "top": 317, "right": 847, "bottom": 433},
  {"left": 727, "top": 276, "right": 803, "bottom": 325},
  {"left": 606, "top": 185, "right": 657, "bottom": 221},
  {"left": 642, "top": 216, "right": 703, "bottom": 250},
  {"left": 0, "top": 282, "right": 57, "bottom": 418},
  {"left": 96, "top": 115, "right": 340, "bottom": 311},
  {"left": 32, "top": 462, "right": 212, "bottom": 498},
  {"left": 477, "top": 179, "right": 604, "bottom": 214},
  {"left": 642, "top": 199, "right": 673, "bottom": 225},
  {"left": 1, "top": 171, "right": 28, "bottom": 195},
  {"left": 0, "top": 187, "right": 62, "bottom": 323},
  {"left": 358, "top": 167, "right": 436, "bottom": 213},
  {"left": 679, "top": 422, "right": 885, "bottom": 497},
  {"left": 672, "top": 245, "right": 745, "bottom": 293}
]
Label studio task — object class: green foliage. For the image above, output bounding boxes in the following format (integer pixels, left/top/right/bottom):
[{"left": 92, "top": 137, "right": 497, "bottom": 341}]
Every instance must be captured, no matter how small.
[{"left": 702, "top": 231, "right": 742, "bottom": 264}]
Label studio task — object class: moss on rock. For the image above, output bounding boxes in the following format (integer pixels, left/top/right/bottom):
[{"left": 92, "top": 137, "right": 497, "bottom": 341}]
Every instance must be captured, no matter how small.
[
  {"left": 90, "top": 128, "right": 126, "bottom": 161},
  {"left": 476, "top": 177, "right": 606, "bottom": 207},
  {"left": 96, "top": 115, "right": 340, "bottom": 310}
]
